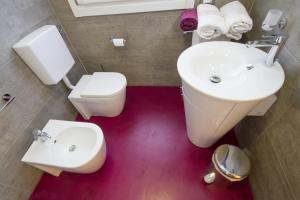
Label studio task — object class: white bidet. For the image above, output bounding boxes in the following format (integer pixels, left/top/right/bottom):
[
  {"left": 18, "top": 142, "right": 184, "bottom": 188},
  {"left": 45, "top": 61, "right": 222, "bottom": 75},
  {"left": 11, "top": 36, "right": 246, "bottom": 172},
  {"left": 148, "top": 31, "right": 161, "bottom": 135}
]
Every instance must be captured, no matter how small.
[{"left": 22, "top": 120, "right": 106, "bottom": 176}]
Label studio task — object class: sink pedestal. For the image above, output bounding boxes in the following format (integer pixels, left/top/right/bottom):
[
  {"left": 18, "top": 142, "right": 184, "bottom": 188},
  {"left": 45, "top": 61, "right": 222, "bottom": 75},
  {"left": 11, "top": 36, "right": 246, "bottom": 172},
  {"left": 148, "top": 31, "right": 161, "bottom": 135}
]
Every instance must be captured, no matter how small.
[{"left": 182, "top": 81, "right": 259, "bottom": 148}]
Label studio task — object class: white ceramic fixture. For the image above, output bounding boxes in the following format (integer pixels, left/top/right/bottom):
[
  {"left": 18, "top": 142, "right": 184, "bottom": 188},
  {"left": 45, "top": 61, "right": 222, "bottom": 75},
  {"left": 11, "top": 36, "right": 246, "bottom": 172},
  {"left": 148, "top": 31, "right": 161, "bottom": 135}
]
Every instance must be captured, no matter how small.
[
  {"left": 69, "top": 72, "right": 127, "bottom": 119},
  {"left": 22, "top": 120, "right": 106, "bottom": 176},
  {"left": 177, "top": 41, "right": 285, "bottom": 148},
  {"left": 13, "top": 25, "right": 127, "bottom": 119}
]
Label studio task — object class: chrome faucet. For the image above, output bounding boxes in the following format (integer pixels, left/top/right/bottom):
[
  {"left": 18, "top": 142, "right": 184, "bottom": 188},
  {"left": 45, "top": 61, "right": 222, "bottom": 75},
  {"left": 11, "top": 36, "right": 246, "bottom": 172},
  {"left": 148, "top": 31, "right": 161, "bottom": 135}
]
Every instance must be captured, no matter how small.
[
  {"left": 246, "top": 34, "right": 288, "bottom": 66},
  {"left": 32, "top": 128, "right": 51, "bottom": 142},
  {"left": 246, "top": 9, "right": 289, "bottom": 67}
]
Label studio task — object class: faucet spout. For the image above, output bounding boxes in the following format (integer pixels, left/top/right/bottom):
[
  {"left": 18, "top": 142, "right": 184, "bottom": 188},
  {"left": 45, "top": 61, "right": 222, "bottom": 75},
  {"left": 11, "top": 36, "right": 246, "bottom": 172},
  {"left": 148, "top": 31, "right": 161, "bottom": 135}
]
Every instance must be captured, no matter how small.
[
  {"left": 247, "top": 9, "right": 289, "bottom": 66},
  {"left": 246, "top": 35, "right": 288, "bottom": 66}
]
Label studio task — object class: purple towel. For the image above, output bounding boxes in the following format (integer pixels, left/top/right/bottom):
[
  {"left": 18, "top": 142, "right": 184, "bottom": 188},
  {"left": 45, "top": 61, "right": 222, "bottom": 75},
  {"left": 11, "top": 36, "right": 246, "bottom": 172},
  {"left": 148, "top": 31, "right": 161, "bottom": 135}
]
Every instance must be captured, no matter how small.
[{"left": 180, "top": 9, "right": 198, "bottom": 31}]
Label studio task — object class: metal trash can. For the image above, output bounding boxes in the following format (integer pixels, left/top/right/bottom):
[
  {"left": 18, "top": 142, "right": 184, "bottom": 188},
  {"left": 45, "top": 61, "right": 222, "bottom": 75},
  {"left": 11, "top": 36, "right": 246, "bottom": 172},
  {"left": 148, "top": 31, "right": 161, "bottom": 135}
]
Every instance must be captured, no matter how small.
[{"left": 203, "top": 144, "right": 251, "bottom": 186}]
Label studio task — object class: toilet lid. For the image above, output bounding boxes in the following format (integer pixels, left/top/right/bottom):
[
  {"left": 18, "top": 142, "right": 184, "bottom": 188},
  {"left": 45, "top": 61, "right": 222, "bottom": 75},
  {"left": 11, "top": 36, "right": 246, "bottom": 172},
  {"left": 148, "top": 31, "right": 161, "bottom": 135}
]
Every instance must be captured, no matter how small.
[{"left": 80, "top": 72, "right": 126, "bottom": 98}]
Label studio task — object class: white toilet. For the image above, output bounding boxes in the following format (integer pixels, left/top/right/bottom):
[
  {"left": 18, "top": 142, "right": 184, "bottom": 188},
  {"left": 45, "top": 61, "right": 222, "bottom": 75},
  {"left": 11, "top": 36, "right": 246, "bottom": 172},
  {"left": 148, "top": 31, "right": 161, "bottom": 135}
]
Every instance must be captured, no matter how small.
[
  {"left": 69, "top": 72, "right": 126, "bottom": 119},
  {"left": 22, "top": 120, "right": 107, "bottom": 176},
  {"left": 13, "top": 25, "right": 126, "bottom": 119}
]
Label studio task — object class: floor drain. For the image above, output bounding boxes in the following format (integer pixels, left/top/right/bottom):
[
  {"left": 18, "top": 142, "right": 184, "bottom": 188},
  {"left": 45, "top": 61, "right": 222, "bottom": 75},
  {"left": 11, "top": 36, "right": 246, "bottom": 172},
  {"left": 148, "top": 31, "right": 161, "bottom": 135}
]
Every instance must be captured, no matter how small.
[
  {"left": 69, "top": 145, "right": 76, "bottom": 152},
  {"left": 209, "top": 75, "right": 221, "bottom": 83}
]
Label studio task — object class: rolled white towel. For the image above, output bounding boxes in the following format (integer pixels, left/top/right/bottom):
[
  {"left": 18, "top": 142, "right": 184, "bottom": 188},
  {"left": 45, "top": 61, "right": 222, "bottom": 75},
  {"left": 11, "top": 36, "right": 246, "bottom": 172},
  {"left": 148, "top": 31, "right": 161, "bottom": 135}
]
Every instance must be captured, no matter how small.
[
  {"left": 220, "top": 1, "right": 253, "bottom": 40},
  {"left": 197, "top": 4, "right": 227, "bottom": 40}
]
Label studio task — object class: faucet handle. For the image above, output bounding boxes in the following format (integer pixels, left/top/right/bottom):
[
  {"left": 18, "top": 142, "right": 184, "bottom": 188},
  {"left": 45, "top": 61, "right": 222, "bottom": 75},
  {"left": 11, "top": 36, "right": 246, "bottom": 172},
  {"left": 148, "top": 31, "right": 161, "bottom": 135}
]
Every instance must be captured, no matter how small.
[{"left": 32, "top": 128, "right": 41, "bottom": 140}]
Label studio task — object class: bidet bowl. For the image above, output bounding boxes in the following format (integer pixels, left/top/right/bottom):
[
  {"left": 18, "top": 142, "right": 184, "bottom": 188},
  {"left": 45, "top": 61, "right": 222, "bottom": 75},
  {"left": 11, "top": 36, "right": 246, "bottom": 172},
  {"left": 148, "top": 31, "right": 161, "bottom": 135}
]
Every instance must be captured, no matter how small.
[
  {"left": 51, "top": 124, "right": 106, "bottom": 174},
  {"left": 177, "top": 41, "right": 285, "bottom": 147},
  {"left": 22, "top": 120, "right": 106, "bottom": 176}
]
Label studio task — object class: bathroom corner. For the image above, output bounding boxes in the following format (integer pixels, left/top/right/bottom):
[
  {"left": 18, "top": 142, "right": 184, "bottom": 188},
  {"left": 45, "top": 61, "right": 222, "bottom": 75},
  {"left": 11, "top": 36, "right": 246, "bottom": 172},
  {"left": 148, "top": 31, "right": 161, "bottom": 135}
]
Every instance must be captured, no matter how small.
[{"left": 0, "top": 0, "right": 299, "bottom": 199}]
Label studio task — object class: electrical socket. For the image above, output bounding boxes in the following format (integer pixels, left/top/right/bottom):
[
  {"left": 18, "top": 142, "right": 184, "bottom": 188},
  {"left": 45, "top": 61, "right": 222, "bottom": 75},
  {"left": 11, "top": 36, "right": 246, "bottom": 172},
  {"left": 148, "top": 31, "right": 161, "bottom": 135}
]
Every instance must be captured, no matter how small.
[{"left": 202, "top": 0, "right": 214, "bottom": 4}]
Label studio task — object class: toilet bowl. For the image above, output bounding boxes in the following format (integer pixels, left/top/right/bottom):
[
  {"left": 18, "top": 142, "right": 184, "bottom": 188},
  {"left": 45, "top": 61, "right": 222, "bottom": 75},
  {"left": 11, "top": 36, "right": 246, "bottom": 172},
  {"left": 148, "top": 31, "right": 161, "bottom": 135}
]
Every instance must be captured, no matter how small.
[
  {"left": 22, "top": 120, "right": 107, "bottom": 176},
  {"left": 69, "top": 72, "right": 127, "bottom": 119},
  {"left": 13, "top": 25, "right": 127, "bottom": 119}
]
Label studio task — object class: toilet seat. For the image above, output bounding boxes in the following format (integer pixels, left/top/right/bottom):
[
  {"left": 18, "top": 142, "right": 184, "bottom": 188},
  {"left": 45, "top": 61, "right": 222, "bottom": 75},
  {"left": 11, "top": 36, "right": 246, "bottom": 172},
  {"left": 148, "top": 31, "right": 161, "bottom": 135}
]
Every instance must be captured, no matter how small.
[
  {"left": 68, "top": 72, "right": 127, "bottom": 119},
  {"left": 80, "top": 72, "right": 126, "bottom": 98},
  {"left": 69, "top": 72, "right": 127, "bottom": 100}
]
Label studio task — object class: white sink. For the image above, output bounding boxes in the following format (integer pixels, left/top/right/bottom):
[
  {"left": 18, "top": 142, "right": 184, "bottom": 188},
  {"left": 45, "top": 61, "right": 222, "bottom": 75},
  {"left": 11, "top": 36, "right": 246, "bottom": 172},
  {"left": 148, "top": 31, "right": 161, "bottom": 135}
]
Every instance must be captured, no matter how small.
[
  {"left": 178, "top": 41, "right": 285, "bottom": 102},
  {"left": 177, "top": 41, "right": 285, "bottom": 147}
]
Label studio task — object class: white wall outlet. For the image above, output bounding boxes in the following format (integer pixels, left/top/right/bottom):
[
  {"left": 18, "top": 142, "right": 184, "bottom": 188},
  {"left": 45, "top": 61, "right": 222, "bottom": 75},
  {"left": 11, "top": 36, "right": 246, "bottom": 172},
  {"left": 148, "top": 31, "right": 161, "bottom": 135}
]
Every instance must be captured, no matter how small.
[{"left": 202, "top": 0, "right": 214, "bottom": 4}]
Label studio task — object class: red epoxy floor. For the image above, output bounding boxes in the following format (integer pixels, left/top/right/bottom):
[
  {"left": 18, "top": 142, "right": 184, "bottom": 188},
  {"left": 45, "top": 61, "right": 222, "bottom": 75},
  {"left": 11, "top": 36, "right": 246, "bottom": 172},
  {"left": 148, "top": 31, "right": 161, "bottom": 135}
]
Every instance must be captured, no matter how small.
[{"left": 30, "top": 87, "right": 252, "bottom": 200}]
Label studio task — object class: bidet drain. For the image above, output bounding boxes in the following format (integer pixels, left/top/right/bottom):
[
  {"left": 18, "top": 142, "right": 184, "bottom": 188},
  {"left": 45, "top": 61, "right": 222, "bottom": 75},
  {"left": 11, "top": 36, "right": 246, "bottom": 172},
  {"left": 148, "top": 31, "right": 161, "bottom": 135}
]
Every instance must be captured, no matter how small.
[
  {"left": 69, "top": 145, "right": 76, "bottom": 152},
  {"left": 246, "top": 64, "right": 254, "bottom": 70},
  {"left": 209, "top": 75, "right": 221, "bottom": 83}
]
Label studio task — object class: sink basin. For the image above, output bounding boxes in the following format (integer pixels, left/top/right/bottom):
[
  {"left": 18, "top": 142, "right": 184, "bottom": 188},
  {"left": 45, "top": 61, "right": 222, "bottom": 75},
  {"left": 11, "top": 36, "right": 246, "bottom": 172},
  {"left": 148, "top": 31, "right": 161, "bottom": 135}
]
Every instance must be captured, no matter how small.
[
  {"left": 178, "top": 41, "right": 285, "bottom": 102},
  {"left": 177, "top": 41, "right": 285, "bottom": 147}
]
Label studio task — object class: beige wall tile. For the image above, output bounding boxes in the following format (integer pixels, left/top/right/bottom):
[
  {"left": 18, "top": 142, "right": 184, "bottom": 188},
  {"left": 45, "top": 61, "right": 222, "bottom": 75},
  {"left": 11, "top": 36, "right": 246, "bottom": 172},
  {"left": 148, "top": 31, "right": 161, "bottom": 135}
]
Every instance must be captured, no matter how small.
[
  {"left": 248, "top": 134, "right": 294, "bottom": 200},
  {"left": 237, "top": 0, "right": 300, "bottom": 199},
  {"left": 0, "top": 184, "right": 31, "bottom": 200},
  {"left": 0, "top": 0, "right": 85, "bottom": 199},
  {"left": 266, "top": 114, "right": 300, "bottom": 199}
]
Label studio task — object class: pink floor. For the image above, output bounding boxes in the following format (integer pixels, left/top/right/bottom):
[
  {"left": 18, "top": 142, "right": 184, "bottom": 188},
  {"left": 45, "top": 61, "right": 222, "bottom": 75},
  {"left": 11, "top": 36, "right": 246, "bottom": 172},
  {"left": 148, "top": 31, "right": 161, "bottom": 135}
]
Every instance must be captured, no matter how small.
[{"left": 30, "top": 87, "right": 253, "bottom": 200}]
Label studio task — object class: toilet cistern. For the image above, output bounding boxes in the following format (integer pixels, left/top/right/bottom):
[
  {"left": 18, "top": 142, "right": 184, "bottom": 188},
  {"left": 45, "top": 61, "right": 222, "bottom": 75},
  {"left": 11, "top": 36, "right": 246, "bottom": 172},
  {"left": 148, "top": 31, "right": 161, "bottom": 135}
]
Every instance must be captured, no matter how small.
[{"left": 246, "top": 9, "right": 289, "bottom": 67}]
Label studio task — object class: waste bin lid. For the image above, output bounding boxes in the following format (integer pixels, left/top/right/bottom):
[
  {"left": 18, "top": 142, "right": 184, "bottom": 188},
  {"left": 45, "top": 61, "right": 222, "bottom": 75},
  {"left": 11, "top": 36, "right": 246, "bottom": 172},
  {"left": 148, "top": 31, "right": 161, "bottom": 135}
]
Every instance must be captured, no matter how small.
[{"left": 213, "top": 144, "right": 251, "bottom": 180}]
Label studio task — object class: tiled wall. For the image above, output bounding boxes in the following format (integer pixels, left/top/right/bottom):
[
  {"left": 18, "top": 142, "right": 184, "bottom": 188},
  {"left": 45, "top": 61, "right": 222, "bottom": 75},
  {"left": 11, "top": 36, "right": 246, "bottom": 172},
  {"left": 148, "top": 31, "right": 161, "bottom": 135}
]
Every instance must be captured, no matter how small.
[
  {"left": 236, "top": 0, "right": 300, "bottom": 199},
  {"left": 49, "top": 0, "right": 253, "bottom": 86},
  {"left": 49, "top": 0, "right": 188, "bottom": 86},
  {"left": 0, "top": 1, "right": 85, "bottom": 199}
]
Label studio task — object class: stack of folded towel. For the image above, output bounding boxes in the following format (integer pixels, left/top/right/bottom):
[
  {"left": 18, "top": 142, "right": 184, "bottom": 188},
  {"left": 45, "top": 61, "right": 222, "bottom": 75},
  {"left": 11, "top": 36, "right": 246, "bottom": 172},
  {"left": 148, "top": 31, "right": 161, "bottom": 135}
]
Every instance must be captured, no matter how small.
[
  {"left": 220, "top": 1, "right": 253, "bottom": 40},
  {"left": 196, "top": 4, "right": 227, "bottom": 40},
  {"left": 193, "top": 1, "right": 252, "bottom": 40}
]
